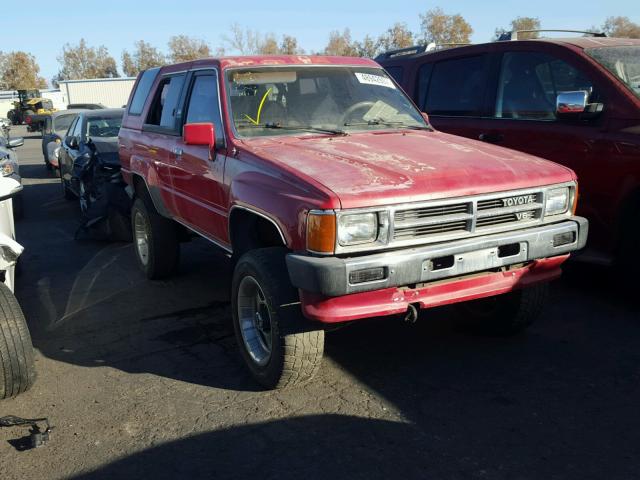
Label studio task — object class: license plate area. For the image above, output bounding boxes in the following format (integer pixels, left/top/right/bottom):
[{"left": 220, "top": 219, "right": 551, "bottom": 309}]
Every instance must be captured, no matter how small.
[{"left": 421, "top": 242, "right": 528, "bottom": 281}]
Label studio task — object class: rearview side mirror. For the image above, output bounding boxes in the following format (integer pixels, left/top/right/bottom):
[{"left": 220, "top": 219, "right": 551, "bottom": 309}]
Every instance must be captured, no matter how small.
[
  {"left": 556, "top": 91, "right": 588, "bottom": 115},
  {"left": 7, "top": 137, "right": 23, "bottom": 149},
  {"left": 183, "top": 123, "right": 215, "bottom": 149},
  {"left": 66, "top": 136, "right": 79, "bottom": 149}
]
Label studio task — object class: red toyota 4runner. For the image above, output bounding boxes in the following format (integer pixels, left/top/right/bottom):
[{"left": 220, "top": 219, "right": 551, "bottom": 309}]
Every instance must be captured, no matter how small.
[
  {"left": 378, "top": 35, "right": 640, "bottom": 268},
  {"left": 119, "top": 56, "right": 588, "bottom": 389}
]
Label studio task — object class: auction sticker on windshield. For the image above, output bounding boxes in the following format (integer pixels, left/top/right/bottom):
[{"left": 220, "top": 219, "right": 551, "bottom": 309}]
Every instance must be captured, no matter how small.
[{"left": 354, "top": 72, "right": 396, "bottom": 89}]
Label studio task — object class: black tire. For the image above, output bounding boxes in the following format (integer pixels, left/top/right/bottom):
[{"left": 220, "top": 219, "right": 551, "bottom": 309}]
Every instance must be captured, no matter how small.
[
  {"left": 458, "top": 283, "right": 549, "bottom": 336},
  {"left": 232, "top": 247, "right": 324, "bottom": 389},
  {"left": 12, "top": 193, "right": 23, "bottom": 221},
  {"left": 0, "top": 283, "right": 35, "bottom": 399},
  {"left": 131, "top": 195, "right": 179, "bottom": 279}
]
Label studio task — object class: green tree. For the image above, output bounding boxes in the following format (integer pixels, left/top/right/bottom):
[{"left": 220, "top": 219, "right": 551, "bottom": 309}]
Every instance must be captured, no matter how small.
[
  {"left": 376, "top": 22, "right": 415, "bottom": 53},
  {"left": 168, "top": 35, "right": 211, "bottom": 63},
  {"left": 280, "top": 35, "right": 304, "bottom": 55},
  {"left": 324, "top": 29, "right": 359, "bottom": 56},
  {"left": 57, "top": 39, "right": 119, "bottom": 80},
  {"left": 122, "top": 40, "right": 166, "bottom": 77},
  {"left": 495, "top": 16, "right": 541, "bottom": 40},
  {"left": 419, "top": 7, "right": 473, "bottom": 45},
  {"left": 0, "top": 51, "right": 47, "bottom": 89}
]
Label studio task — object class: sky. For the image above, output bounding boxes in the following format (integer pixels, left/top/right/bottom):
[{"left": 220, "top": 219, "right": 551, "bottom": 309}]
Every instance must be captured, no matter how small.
[{"left": 3, "top": 0, "right": 638, "bottom": 83}]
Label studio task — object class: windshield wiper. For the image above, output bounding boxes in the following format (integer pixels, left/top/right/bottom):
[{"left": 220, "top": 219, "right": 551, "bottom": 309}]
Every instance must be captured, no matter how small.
[
  {"left": 344, "top": 119, "right": 433, "bottom": 131},
  {"left": 242, "top": 122, "right": 347, "bottom": 136}
]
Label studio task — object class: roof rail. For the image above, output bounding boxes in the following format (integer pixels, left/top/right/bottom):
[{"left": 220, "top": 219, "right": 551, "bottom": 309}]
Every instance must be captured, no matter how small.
[
  {"left": 497, "top": 30, "right": 607, "bottom": 41},
  {"left": 375, "top": 45, "right": 428, "bottom": 61},
  {"left": 375, "top": 42, "right": 471, "bottom": 61}
]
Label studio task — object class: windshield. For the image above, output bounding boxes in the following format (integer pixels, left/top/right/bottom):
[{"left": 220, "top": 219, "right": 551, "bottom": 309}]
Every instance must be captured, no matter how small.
[
  {"left": 86, "top": 115, "right": 122, "bottom": 138},
  {"left": 53, "top": 114, "right": 76, "bottom": 134},
  {"left": 225, "top": 66, "right": 427, "bottom": 137},
  {"left": 586, "top": 46, "right": 640, "bottom": 99}
]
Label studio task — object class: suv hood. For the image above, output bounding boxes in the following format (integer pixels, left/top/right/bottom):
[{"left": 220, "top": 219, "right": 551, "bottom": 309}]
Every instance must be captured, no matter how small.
[{"left": 242, "top": 130, "right": 575, "bottom": 209}]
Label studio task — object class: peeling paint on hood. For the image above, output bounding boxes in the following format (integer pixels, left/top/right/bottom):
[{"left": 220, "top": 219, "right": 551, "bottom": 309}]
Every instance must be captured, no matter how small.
[{"left": 241, "top": 130, "right": 575, "bottom": 209}]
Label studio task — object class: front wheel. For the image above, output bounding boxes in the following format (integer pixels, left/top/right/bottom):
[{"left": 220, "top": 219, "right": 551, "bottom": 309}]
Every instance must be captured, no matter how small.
[
  {"left": 0, "top": 283, "right": 36, "bottom": 399},
  {"left": 232, "top": 248, "right": 324, "bottom": 389},
  {"left": 458, "top": 283, "right": 549, "bottom": 336},
  {"left": 131, "top": 196, "right": 179, "bottom": 279}
]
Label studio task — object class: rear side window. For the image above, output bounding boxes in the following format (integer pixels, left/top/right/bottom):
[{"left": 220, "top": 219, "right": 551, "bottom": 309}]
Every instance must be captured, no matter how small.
[
  {"left": 416, "top": 63, "right": 433, "bottom": 110},
  {"left": 385, "top": 66, "right": 404, "bottom": 84},
  {"left": 145, "top": 74, "right": 186, "bottom": 132},
  {"left": 128, "top": 68, "right": 160, "bottom": 115},
  {"left": 425, "top": 55, "right": 489, "bottom": 116}
]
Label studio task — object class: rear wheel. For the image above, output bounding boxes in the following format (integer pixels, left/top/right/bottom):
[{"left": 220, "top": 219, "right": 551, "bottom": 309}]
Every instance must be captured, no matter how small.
[
  {"left": 232, "top": 247, "right": 324, "bottom": 389},
  {"left": 131, "top": 196, "right": 179, "bottom": 279},
  {"left": 458, "top": 283, "right": 549, "bottom": 336},
  {"left": 0, "top": 283, "right": 35, "bottom": 399}
]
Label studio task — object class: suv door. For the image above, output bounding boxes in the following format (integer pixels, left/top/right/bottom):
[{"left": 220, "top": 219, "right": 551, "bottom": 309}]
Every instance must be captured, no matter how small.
[
  {"left": 141, "top": 72, "right": 187, "bottom": 217},
  {"left": 480, "top": 49, "right": 608, "bottom": 250},
  {"left": 171, "top": 69, "right": 228, "bottom": 243},
  {"left": 417, "top": 53, "right": 492, "bottom": 138}
]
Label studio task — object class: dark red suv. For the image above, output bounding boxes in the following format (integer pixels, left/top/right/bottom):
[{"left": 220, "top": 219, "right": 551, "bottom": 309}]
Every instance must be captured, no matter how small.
[{"left": 379, "top": 36, "right": 640, "bottom": 268}]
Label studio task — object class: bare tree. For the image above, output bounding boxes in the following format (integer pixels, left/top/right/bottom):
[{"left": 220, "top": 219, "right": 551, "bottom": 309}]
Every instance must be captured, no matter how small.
[
  {"left": 168, "top": 35, "right": 211, "bottom": 63},
  {"left": 122, "top": 40, "right": 166, "bottom": 77},
  {"left": 324, "top": 29, "right": 359, "bottom": 56},
  {"left": 419, "top": 7, "right": 473, "bottom": 45},
  {"left": 495, "top": 16, "right": 541, "bottom": 40},
  {"left": 601, "top": 16, "right": 640, "bottom": 38},
  {"left": 0, "top": 51, "right": 47, "bottom": 90},
  {"left": 377, "top": 22, "right": 415, "bottom": 53},
  {"left": 223, "top": 24, "right": 303, "bottom": 55},
  {"left": 57, "top": 39, "right": 119, "bottom": 80}
]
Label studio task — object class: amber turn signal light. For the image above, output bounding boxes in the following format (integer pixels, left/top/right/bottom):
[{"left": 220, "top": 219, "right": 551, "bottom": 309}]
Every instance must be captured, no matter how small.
[
  {"left": 572, "top": 184, "right": 579, "bottom": 215},
  {"left": 307, "top": 211, "right": 336, "bottom": 254}
]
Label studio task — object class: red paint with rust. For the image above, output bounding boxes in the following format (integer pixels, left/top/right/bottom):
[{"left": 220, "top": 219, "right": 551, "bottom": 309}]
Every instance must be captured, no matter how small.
[{"left": 301, "top": 256, "right": 568, "bottom": 323}]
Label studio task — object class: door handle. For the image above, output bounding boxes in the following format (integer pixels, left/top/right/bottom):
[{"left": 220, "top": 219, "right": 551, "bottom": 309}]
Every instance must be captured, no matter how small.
[
  {"left": 172, "top": 147, "right": 183, "bottom": 156},
  {"left": 478, "top": 133, "right": 504, "bottom": 144}
]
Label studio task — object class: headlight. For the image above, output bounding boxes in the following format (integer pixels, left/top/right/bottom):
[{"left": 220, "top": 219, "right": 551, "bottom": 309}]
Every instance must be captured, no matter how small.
[
  {"left": 0, "top": 158, "right": 16, "bottom": 177},
  {"left": 545, "top": 187, "right": 570, "bottom": 215},
  {"left": 338, "top": 213, "right": 377, "bottom": 246}
]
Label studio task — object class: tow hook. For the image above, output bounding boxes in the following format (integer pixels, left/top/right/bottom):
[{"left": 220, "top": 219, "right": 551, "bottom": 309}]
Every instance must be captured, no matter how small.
[{"left": 404, "top": 304, "right": 419, "bottom": 324}]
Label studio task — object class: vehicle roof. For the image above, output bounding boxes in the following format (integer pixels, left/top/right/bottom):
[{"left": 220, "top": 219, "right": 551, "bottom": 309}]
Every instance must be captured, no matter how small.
[
  {"left": 379, "top": 36, "right": 640, "bottom": 65},
  {"left": 176, "top": 55, "right": 380, "bottom": 71},
  {"left": 52, "top": 109, "right": 87, "bottom": 117},
  {"left": 81, "top": 108, "right": 124, "bottom": 118}
]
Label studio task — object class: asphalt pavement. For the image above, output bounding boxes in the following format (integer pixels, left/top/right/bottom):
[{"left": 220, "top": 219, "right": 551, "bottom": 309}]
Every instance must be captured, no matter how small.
[{"left": 0, "top": 126, "right": 638, "bottom": 479}]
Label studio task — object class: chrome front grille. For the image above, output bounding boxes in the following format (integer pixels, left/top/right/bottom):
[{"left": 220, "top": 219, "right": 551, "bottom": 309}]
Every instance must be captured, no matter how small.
[{"left": 392, "top": 190, "right": 544, "bottom": 242}]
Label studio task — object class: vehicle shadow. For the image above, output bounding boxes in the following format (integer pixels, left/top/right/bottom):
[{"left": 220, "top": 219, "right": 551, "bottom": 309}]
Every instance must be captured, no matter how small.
[
  {"left": 18, "top": 164, "right": 60, "bottom": 181},
  {"left": 70, "top": 414, "right": 430, "bottom": 479},
  {"left": 16, "top": 181, "right": 259, "bottom": 392}
]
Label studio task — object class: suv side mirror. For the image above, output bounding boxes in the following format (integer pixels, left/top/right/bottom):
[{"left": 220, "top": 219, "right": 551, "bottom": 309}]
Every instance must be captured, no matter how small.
[
  {"left": 66, "top": 136, "right": 79, "bottom": 149},
  {"left": 556, "top": 91, "right": 588, "bottom": 115},
  {"left": 7, "top": 137, "right": 24, "bottom": 149},
  {"left": 184, "top": 123, "right": 215, "bottom": 148}
]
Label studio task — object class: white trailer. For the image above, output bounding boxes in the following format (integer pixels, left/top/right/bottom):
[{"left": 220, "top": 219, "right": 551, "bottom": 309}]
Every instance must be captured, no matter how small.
[{"left": 58, "top": 77, "right": 136, "bottom": 108}]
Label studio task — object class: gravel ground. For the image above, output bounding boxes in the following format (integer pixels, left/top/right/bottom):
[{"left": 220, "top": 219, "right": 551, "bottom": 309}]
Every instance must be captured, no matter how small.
[{"left": 0, "top": 126, "right": 638, "bottom": 479}]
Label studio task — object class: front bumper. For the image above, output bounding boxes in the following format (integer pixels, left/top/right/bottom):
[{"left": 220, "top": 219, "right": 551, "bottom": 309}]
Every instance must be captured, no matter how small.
[{"left": 287, "top": 217, "right": 588, "bottom": 298}]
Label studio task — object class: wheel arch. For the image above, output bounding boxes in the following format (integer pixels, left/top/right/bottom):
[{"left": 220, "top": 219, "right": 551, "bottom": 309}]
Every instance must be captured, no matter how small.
[{"left": 228, "top": 205, "right": 288, "bottom": 257}]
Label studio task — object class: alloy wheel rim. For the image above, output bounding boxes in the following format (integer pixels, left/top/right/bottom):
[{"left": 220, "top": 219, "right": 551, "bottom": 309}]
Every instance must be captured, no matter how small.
[
  {"left": 133, "top": 211, "right": 150, "bottom": 266},
  {"left": 237, "top": 276, "right": 273, "bottom": 366}
]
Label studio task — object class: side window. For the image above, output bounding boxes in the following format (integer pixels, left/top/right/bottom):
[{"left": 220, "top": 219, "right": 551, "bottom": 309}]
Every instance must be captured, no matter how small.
[
  {"left": 129, "top": 67, "right": 160, "bottom": 115},
  {"left": 416, "top": 63, "right": 433, "bottom": 111},
  {"left": 71, "top": 116, "right": 83, "bottom": 138},
  {"left": 495, "top": 51, "right": 595, "bottom": 120},
  {"left": 65, "top": 117, "right": 77, "bottom": 138},
  {"left": 184, "top": 74, "right": 224, "bottom": 145},
  {"left": 425, "top": 55, "right": 489, "bottom": 116},
  {"left": 385, "top": 66, "right": 404, "bottom": 84},
  {"left": 145, "top": 74, "right": 186, "bottom": 132}
]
